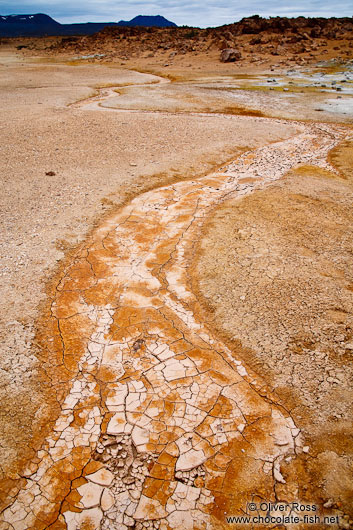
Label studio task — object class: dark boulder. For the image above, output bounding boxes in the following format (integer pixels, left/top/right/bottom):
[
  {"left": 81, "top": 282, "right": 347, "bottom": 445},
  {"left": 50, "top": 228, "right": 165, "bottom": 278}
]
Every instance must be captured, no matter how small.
[{"left": 220, "top": 48, "right": 241, "bottom": 62}]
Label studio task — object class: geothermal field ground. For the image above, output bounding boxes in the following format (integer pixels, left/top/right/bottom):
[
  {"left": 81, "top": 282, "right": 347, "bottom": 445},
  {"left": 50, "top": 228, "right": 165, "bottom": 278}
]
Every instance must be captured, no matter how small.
[{"left": 0, "top": 17, "right": 352, "bottom": 530}]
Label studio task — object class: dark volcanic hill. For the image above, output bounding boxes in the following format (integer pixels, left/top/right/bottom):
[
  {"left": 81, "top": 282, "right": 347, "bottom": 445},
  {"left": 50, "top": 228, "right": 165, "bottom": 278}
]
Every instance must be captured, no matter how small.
[
  {"left": 0, "top": 13, "right": 118, "bottom": 37},
  {"left": 0, "top": 13, "right": 59, "bottom": 36},
  {"left": 0, "top": 13, "right": 177, "bottom": 37},
  {"left": 117, "top": 15, "right": 177, "bottom": 27},
  {"left": 0, "top": 14, "right": 59, "bottom": 25}
]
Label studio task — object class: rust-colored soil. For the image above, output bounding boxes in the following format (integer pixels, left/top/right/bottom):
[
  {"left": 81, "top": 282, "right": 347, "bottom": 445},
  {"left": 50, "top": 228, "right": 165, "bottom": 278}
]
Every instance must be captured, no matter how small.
[
  {"left": 329, "top": 139, "right": 353, "bottom": 181},
  {"left": 0, "top": 38, "right": 352, "bottom": 530},
  {"left": 194, "top": 148, "right": 353, "bottom": 525},
  {"left": 1, "top": 48, "right": 297, "bottom": 504}
]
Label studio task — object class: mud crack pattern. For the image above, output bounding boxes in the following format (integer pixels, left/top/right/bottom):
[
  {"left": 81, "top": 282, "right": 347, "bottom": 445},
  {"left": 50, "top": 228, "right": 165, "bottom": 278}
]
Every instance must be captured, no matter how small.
[{"left": 1, "top": 121, "right": 349, "bottom": 529}]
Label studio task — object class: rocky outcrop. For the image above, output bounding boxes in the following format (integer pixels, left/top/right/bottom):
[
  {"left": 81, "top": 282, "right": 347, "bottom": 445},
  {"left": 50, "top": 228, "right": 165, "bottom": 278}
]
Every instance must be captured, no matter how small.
[
  {"left": 220, "top": 48, "right": 242, "bottom": 62},
  {"left": 40, "top": 15, "right": 353, "bottom": 66},
  {"left": 229, "top": 14, "right": 353, "bottom": 37}
]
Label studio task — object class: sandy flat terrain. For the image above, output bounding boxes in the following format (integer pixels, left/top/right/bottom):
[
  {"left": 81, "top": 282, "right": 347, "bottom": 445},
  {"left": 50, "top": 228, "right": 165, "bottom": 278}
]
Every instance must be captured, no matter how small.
[
  {"left": 0, "top": 47, "right": 297, "bottom": 487},
  {"left": 93, "top": 71, "right": 353, "bottom": 123},
  {"left": 194, "top": 161, "right": 353, "bottom": 520},
  {"left": 0, "top": 41, "right": 352, "bottom": 529}
]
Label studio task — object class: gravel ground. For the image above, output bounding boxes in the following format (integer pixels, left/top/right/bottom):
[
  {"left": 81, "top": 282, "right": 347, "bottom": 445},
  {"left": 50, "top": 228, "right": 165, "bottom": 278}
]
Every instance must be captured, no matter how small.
[
  {"left": 194, "top": 163, "right": 353, "bottom": 520},
  {"left": 0, "top": 47, "right": 299, "bottom": 484}
]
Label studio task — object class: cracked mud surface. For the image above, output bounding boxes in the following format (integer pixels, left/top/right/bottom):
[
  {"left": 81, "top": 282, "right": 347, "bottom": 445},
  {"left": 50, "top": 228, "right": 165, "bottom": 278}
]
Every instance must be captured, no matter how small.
[
  {"left": 1, "top": 50, "right": 300, "bottom": 490},
  {"left": 195, "top": 160, "right": 353, "bottom": 523},
  {"left": 1, "top": 110, "right": 351, "bottom": 528}
]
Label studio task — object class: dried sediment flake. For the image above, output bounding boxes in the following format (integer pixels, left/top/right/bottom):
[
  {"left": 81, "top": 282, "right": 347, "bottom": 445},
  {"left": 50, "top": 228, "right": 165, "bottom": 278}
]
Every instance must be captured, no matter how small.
[{"left": 1, "top": 120, "right": 348, "bottom": 529}]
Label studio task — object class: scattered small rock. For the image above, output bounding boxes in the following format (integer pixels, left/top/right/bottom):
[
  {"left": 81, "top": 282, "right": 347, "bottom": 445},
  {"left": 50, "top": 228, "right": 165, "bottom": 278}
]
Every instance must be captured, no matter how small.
[{"left": 132, "top": 339, "right": 144, "bottom": 351}]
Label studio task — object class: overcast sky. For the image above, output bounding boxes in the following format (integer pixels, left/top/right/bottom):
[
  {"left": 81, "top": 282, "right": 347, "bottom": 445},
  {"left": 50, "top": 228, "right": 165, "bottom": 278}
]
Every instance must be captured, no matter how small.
[{"left": 0, "top": 0, "right": 352, "bottom": 27}]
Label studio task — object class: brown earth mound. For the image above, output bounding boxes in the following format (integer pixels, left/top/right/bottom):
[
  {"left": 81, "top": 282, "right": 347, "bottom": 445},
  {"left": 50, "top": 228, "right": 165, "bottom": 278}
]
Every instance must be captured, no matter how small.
[{"left": 19, "top": 16, "right": 353, "bottom": 66}]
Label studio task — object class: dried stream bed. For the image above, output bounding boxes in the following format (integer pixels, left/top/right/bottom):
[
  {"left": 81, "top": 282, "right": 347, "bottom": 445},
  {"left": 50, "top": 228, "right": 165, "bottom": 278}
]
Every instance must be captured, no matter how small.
[
  {"left": 93, "top": 67, "right": 353, "bottom": 123},
  {"left": 1, "top": 116, "right": 350, "bottom": 529}
]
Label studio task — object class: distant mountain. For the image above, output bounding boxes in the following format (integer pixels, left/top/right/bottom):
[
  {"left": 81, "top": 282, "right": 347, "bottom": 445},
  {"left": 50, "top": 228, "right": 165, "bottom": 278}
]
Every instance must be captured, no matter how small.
[
  {"left": 0, "top": 13, "right": 120, "bottom": 37},
  {"left": 0, "top": 13, "right": 178, "bottom": 37},
  {"left": 117, "top": 15, "right": 177, "bottom": 28},
  {"left": 0, "top": 14, "right": 59, "bottom": 25},
  {"left": 0, "top": 13, "right": 58, "bottom": 36}
]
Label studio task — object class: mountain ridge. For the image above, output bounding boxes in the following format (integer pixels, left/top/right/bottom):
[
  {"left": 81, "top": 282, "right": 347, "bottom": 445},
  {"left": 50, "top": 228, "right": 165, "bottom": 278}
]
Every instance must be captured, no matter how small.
[
  {"left": 117, "top": 15, "right": 177, "bottom": 27},
  {"left": 0, "top": 13, "right": 177, "bottom": 37},
  {"left": 0, "top": 14, "right": 60, "bottom": 25}
]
